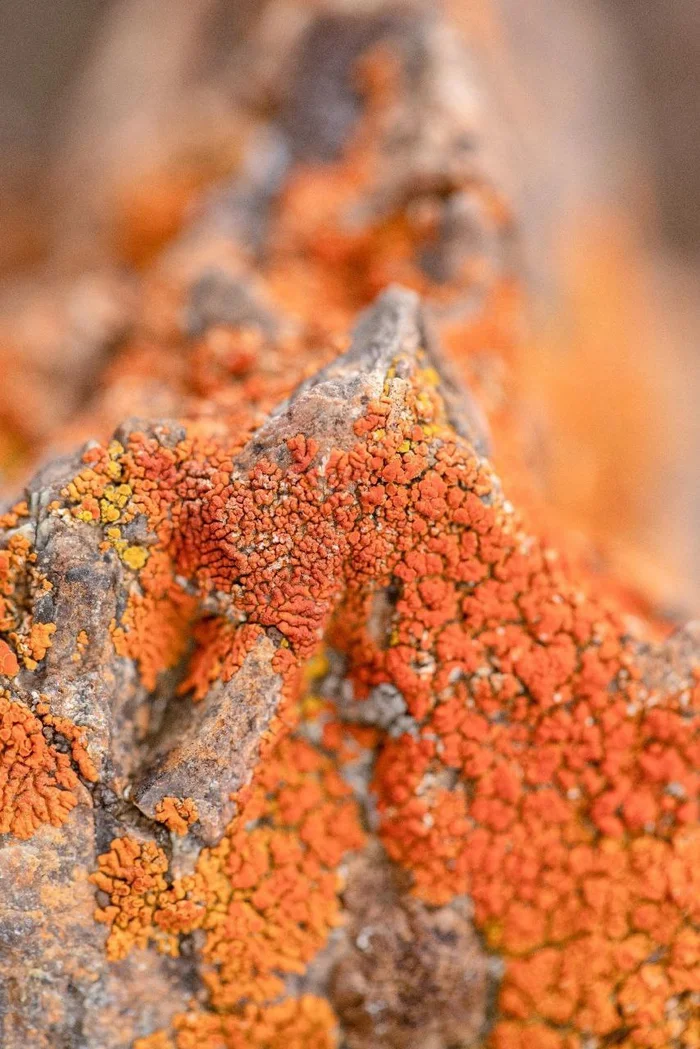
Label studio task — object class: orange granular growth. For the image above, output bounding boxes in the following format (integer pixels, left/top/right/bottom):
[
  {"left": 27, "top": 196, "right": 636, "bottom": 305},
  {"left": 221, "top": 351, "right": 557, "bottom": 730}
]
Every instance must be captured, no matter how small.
[
  {"left": 90, "top": 836, "right": 173, "bottom": 960},
  {"left": 27, "top": 620, "right": 56, "bottom": 663},
  {"left": 0, "top": 639, "right": 18, "bottom": 677},
  {"left": 170, "top": 735, "right": 364, "bottom": 1009},
  {"left": 0, "top": 694, "right": 96, "bottom": 839},
  {"left": 0, "top": 533, "right": 33, "bottom": 633},
  {"left": 0, "top": 531, "right": 56, "bottom": 672},
  {"left": 134, "top": 1033, "right": 174, "bottom": 1049},
  {"left": 145, "top": 733, "right": 365, "bottom": 1001},
  {"left": 111, "top": 551, "right": 198, "bottom": 691},
  {"left": 171, "top": 996, "right": 337, "bottom": 1049},
  {"left": 58, "top": 272, "right": 697, "bottom": 1044},
  {"left": 82, "top": 362, "right": 700, "bottom": 1047},
  {"left": 154, "top": 796, "right": 199, "bottom": 835},
  {"left": 92, "top": 733, "right": 363, "bottom": 1043},
  {"left": 60, "top": 51, "right": 699, "bottom": 1048},
  {"left": 178, "top": 619, "right": 266, "bottom": 702}
]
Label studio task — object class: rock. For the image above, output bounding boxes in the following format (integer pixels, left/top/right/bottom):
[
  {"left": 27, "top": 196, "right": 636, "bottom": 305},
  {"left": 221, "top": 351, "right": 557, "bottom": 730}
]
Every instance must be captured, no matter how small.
[
  {"left": 0, "top": 6, "right": 698, "bottom": 1049},
  {"left": 330, "top": 845, "right": 496, "bottom": 1049}
]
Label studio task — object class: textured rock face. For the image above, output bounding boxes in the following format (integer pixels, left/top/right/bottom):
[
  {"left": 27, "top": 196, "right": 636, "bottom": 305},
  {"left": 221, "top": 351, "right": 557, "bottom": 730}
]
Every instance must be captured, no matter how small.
[
  {"left": 0, "top": 7, "right": 699, "bottom": 1049},
  {"left": 330, "top": 844, "right": 495, "bottom": 1048}
]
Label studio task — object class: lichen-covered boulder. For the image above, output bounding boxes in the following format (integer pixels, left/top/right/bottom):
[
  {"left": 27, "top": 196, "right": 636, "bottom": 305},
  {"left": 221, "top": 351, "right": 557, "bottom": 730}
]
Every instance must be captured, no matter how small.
[{"left": 0, "top": 7, "right": 698, "bottom": 1049}]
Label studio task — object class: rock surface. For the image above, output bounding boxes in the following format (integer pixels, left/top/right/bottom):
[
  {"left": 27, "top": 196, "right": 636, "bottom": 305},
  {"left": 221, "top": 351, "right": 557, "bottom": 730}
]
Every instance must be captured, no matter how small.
[{"left": 0, "top": 7, "right": 699, "bottom": 1049}]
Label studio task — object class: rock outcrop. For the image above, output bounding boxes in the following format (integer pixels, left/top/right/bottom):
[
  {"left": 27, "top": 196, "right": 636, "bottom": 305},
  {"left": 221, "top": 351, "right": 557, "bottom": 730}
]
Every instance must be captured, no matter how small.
[{"left": 0, "top": 7, "right": 698, "bottom": 1049}]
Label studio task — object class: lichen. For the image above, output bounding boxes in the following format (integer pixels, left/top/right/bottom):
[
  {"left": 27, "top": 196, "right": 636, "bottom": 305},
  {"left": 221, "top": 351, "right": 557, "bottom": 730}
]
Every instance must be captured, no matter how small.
[
  {"left": 154, "top": 796, "right": 199, "bottom": 836},
  {"left": 90, "top": 836, "right": 174, "bottom": 960},
  {"left": 0, "top": 530, "right": 55, "bottom": 672},
  {"left": 2, "top": 19, "right": 697, "bottom": 1049},
  {"left": 110, "top": 551, "right": 197, "bottom": 692},
  {"left": 0, "top": 693, "right": 96, "bottom": 839},
  {"left": 93, "top": 730, "right": 364, "bottom": 1041},
  {"left": 86, "top": 363, "right": 698, "bottom": 1047},
  {"left": 170, "top": 996, "right": 337, "bottom": 1049}
]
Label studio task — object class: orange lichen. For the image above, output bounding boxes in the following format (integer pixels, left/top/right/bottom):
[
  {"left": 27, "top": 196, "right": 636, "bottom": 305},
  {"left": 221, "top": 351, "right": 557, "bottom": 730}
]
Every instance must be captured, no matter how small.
[
  {"left": 20, "top": 40, "right": 690, "bottom": 1049},
  {"left": 172, "top": 734, "right": 364, "bottom": 1009},
  {"left": 0, "top": 530, "right": 55, "bottom": 672},
  {"left": 133, "top": 1033, "right": 174, "bottom": 1049},
  {"left": 111, "top": 552, "right": 198, "bottom": 691},
  {"left": 170, "top": 996, "right": 337, "bottom": 1049},
  {"left": 0, "top": 638, "right": 18, "bottom": 677},
  {"left": 82, "top": 362, "right": 697, "bottom": 1047},
  {"left": 127, "top": 732, "right": 363, "bottom": 1001},
  {"left": 34, "top": 698, "right": 98, "bottom": 784},
  {"left": 313, "top": 387, "right": 700, "bottom": 1047},
  {"left": 178, "top": 619, "right": 266, "bottom": 702},
  {"left": 154, "top": 796, "right": 199, "bottom": 835},
  {"left": 0, "top": 693, "right": 96, "bottom": 839},
  {"left": 90, "top": 836, "right": 173, "bottom": 960},
  {"left": 92, "top": 731, "right": 363, "bottom": 1044},
  {"left": 72, "top": 628, "right": 89, "bottom": 664},
  {"left": 26, "top": 621, "right": 56, "bottom": 664},
  {"left": 0, "top": 501, "right": 29, "bottom": 531}
]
